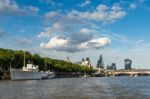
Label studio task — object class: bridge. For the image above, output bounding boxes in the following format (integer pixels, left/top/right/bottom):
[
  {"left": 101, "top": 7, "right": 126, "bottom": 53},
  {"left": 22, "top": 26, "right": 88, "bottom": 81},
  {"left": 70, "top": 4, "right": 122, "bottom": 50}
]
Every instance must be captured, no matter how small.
[{"left": 105, "top": 69, "right": 150, "bottom": 76}]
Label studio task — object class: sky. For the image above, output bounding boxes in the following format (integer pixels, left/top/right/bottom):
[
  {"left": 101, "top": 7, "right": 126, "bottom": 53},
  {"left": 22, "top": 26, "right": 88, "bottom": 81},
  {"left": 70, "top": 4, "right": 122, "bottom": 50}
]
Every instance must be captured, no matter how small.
[{"left": 0, "top": 0, "right": 150, "bottom": 69}]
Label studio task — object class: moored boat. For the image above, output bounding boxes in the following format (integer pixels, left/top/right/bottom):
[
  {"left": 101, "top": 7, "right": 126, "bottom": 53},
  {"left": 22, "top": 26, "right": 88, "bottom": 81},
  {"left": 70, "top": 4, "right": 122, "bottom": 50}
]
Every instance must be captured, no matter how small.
[
  {"left": 10, "top": 63, "right": 55, "bottom": 80},
  {"left": 10, "top": 52, "right": 55, "bottom": 80}
]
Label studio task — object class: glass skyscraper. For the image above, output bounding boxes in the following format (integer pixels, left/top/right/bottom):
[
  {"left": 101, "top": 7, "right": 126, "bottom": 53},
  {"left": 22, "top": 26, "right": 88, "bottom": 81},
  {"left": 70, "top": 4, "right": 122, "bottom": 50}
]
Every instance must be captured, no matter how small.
[
  {"left": 124, "top": 59, "right": 132, "bottom": 70},
  {"left": 97, "top": 55, "right": 104, "bottom": 69}
]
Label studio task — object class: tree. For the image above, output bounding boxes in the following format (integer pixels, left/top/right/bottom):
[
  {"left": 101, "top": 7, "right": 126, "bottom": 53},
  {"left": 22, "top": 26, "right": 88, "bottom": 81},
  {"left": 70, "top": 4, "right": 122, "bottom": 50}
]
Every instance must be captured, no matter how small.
[{"left": 0, "top": 48, "right": 93, "bottom": 73}]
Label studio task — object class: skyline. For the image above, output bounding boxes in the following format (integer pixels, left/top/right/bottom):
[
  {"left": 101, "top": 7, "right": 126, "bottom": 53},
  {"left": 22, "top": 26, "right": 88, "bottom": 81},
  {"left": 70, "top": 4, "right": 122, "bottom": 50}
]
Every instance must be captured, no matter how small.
[{"left": 0, "top": 0, "right": 150, "bottom": 69}]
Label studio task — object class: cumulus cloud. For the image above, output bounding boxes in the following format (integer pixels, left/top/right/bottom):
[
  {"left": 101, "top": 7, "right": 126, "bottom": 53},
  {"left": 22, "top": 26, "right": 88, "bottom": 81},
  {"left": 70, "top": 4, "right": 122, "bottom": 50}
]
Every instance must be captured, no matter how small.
[
  {"left": 79, "top": 0, "right": 90, "bottom": 7},
  {"left": 68, "top": 29, "right": 94, "bottom": 45},
  {"left": 44, "top": 11, "right": 84, "bottom": 25},
  {"left": 0, "top": 0, "right": 39, "bottom": 15},
  {"left": 69, "top": 3, "right": 126, "bottom": 23},
  {"left": 45, "top": 11, "right": 59, "bottom": 19},
  {"left": 39, "top": 27, "right": 111, "bottom": 53},
  {"left": 0, "top": 0, "right": 20, "bottom": 14},
  {"left": 40, "top": 36, "right": 111, "bottom": 52},
  {"left": 44, "top": 3, "right": 126, "bottom": 25},
  {"left": 40, "top": 37, "right": 68, "bottom": 49},
  {"left": 79, "top": 37, "right": 111, "bottom": 49},
  {"left": 80, "top": 28, "right": 96, "bottom": 34},
  {"left": 39, "top": 3, "right": 127, "bottom": 52},
  {"left": 38, "top": 22, "right": 68, "bottom": 38}
]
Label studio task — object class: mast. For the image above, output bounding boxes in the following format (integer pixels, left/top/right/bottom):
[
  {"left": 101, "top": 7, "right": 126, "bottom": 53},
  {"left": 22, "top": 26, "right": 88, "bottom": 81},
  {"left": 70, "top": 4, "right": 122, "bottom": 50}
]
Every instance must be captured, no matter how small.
[
  {"left": 23, "top": 51, "right": 26, "bottom": 67},
  {"left": 44, "top": 58, "right": 47, "bottom": 71}
]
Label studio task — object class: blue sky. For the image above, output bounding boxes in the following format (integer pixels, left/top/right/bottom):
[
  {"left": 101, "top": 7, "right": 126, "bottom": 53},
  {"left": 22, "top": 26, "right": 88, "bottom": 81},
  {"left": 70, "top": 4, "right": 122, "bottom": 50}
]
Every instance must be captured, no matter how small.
[{"left": 0, "top": 0, "right": 150, "bottom": 69}]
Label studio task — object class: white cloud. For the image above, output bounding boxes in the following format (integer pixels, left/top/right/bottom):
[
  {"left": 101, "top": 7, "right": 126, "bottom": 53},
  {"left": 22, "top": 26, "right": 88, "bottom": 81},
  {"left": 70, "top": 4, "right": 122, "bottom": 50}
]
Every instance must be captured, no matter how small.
[
  {"left": 40, "top": 37, "right": 68, "bottom": 49},
  {"left": 39, "top": 3, "right": 127, "bottom": 52},
  {"left": 39, "top": 27, "right": 111, "bottom": 52},
  {"left": 0, "top": 0, "right": 39, "bottom": 15},
  {"left": 80, "top": 28, "right": 96, "bottom": 34},
  {"left": 89, "top": 37, "right": 111, "bottom": 47},
  {"left": 38, "top": 31, "right": 49, "bottom": 38},
  {"left": 38, "top": 22, "right": 66, "bottom": 38},
  {"left": 129, "top": 4, "right": 137, "bottom": 9},
  {"left": 69, "top": 3, "right": 126, "bottom": 23},
  {"left": 97, "top": 5, "right": 108, "bottom": 11},
  {"left": 44, "top": 3, "right": 126, "bottom": 24},
  {"left": 0, "top": 0, "right": 20, "bottom": 14},
  {"left": 79, "top": 0, "right": 90, "bottom": 7},
  {"left": 79, "top": 37, "right": 111, "bottom": 49},
  {"left": 40, "top": 36, "right": 111, "bottom": 53},
  {"left": 45, "top": 10, "right": 83, "bottom": 25},
  {"left": 45, "top": 11, "right": 59, "bottom": 19}
]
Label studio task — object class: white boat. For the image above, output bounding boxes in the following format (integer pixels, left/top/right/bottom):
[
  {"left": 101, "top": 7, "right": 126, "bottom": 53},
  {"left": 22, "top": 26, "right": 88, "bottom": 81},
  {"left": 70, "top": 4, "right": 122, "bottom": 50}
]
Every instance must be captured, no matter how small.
[
  {"left": 10, "top": 63, "right": 55, "bottom": 80},
  {"left": 10, "top": 52, "right": 55, "bottom": 80}
]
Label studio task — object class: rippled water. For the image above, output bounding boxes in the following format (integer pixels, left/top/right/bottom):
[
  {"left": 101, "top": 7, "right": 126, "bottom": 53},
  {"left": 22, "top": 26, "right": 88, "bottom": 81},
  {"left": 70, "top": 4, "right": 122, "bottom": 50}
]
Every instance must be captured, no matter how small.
[{"left": 0, "top": 77, "right": 150, "bottom": 99}]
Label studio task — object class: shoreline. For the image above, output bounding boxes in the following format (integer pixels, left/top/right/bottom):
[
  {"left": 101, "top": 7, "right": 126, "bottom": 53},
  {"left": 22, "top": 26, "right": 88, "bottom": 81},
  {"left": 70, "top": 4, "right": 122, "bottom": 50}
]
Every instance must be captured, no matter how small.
[{"left": 1, "top": 71, "right": 150, "bottom": 80}]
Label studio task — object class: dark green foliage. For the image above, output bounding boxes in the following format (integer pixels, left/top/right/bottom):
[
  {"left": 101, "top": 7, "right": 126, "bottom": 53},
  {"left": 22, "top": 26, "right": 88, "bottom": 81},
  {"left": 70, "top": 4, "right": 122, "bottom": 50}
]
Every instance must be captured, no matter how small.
[{"left": 0, "top": 48, "right": 93, "bottom": 73}]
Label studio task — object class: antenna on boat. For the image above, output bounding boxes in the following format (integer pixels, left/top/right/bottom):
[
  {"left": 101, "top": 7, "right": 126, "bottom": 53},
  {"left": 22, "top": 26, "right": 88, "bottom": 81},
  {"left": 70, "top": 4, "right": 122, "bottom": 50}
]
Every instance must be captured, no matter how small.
[
  {"left": 9, "top": 62, "right": 11, "bottom": 70},
  {"left": 23, "top": 51, "right": 26, "bottom": 67},
  {"left": 44, "top": 58, "right": 47, "bottom": 72}
]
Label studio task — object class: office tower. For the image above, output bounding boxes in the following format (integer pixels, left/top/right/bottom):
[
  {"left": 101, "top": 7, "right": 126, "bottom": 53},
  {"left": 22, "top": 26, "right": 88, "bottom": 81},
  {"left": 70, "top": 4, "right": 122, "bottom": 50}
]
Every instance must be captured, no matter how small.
[
  {"left": 124, "top": 59, "right": 132, "bottom": 70},
  {"left": 106, "top": 63, "right": 116, "bottom": 70},
  {"left": 97, "top": 55, "right": 104, "bottom": 69}
]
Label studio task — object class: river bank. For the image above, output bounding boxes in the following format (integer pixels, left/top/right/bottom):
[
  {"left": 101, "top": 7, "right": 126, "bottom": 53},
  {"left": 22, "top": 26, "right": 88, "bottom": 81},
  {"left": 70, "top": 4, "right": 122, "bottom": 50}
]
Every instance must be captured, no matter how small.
[
  {"left": 0, "top": 71, "right": 91, "bottom": 80},
  {"left": 1, "top": 70, "right": 150, "bottom": 80}
]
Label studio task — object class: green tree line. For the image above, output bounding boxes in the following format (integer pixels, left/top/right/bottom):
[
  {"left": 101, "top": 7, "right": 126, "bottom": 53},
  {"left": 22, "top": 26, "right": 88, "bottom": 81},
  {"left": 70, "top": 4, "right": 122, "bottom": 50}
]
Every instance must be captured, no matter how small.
[{"left": 0, "top": 48, "right": 93, "bottom": 73}]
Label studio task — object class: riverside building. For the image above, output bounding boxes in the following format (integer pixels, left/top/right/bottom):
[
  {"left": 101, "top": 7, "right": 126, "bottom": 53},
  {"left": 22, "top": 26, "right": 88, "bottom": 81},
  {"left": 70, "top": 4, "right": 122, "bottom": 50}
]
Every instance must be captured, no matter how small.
[{"left": 81, "top": 57, "right": 92, "bottom": 68}]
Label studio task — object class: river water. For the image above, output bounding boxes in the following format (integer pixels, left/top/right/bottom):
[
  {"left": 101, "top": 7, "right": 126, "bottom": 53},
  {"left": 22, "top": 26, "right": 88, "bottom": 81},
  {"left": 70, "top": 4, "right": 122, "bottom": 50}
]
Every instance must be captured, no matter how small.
[{"left": 0, "top": 77, "right": 150, "bottom": 99}]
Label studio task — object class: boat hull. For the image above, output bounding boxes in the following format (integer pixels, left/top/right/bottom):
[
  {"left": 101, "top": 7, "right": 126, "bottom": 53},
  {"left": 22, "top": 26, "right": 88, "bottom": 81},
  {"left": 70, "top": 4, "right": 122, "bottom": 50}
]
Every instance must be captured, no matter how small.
[{"left": 10, "top": 69, "right": 50, "bottom": 80}]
